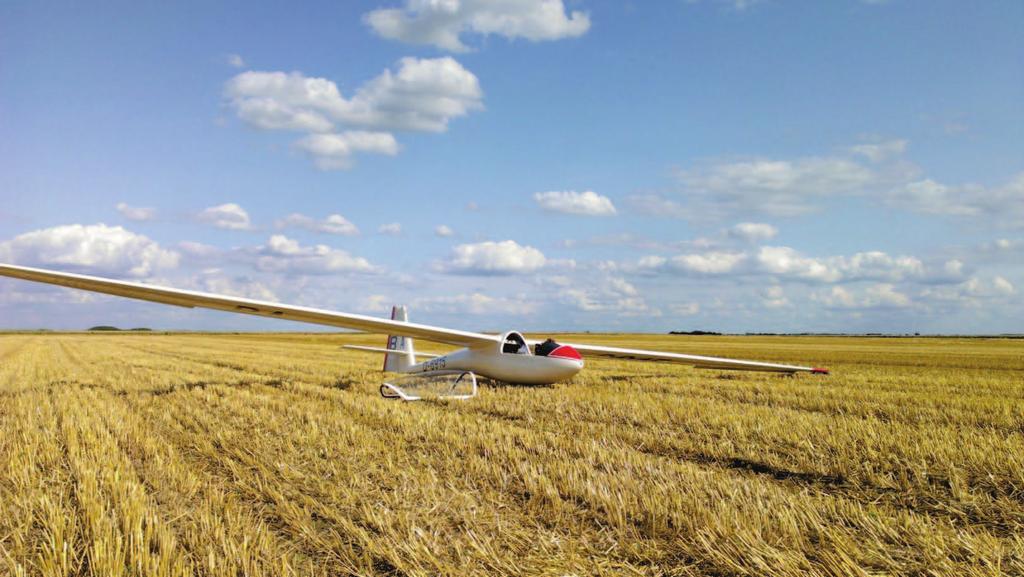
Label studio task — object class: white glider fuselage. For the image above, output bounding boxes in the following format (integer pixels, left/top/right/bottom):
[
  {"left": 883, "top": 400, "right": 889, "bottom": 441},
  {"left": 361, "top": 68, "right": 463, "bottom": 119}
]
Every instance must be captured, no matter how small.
[{"left": 405, "top": 342, "right": 584, "bottom": 385}]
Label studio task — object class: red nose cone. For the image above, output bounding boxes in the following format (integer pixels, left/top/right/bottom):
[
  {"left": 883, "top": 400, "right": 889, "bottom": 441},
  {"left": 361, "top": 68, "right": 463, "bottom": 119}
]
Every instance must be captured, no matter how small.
[{"left": 549, "top": 345, "right": 582, "bottom": 361}]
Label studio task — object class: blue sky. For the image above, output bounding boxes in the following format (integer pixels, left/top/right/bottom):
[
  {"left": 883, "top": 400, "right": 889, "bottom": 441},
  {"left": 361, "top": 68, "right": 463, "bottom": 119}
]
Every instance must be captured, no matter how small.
[{"left": 1, "top": 0, "right": 1022, "bottom": 333}]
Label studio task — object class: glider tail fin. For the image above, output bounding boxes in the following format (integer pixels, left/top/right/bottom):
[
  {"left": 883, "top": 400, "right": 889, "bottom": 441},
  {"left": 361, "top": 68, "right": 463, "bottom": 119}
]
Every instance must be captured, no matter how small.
[{"left": 383, "top": 305, "right": 415, "bottom": 372}]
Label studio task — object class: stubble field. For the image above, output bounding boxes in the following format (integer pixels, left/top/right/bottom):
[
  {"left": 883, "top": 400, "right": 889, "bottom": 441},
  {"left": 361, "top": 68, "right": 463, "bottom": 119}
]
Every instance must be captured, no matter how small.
[{"left": 0, "top": 332, "right": 1021, "bottom": 576}]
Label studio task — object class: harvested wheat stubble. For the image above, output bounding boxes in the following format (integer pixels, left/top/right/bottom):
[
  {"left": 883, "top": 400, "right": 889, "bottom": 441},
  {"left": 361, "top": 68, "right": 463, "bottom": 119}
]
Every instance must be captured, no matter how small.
[{"left": 0, "top": 333, "right": 1021, "bottom": 576}]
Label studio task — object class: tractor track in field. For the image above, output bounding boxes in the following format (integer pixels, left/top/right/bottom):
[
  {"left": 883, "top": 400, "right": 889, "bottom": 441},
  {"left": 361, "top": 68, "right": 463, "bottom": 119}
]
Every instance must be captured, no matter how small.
[
  {"left": 70, "top": 388, "right": 196, "bottom": 576},
  {"left": 0, "top": 337, "right": 33, "bottom": 363},
  {"left": 51, "top": 390, "right": 90, "bottom": 577}
]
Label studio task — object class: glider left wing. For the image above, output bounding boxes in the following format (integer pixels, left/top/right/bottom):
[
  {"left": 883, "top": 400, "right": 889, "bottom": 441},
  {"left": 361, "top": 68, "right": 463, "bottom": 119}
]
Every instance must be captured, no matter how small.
[
  {"left": 0, "top": 263, "right": 500, "bottom": 348},
  {"left": 551, "top": 341, "right": 827, "bottom": 374}
]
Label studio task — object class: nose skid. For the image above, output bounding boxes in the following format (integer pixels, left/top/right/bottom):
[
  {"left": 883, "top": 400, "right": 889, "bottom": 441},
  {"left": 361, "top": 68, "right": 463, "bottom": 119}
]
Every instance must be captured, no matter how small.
[
  {"left": 548, "top": 345, "right": 584, "bottom": 382},
  {"left": 548, "top": 354, "right": 584, "bottom": 383}
]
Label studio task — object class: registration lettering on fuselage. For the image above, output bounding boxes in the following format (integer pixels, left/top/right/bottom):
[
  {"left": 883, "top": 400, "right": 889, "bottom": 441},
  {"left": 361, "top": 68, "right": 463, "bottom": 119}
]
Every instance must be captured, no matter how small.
[{"left": 421, "top": 356, "right": 447, "bottom": 372}]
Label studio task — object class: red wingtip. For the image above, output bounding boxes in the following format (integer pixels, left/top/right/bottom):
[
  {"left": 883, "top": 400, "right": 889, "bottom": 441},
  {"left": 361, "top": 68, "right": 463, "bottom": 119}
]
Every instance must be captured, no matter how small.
[{"left": 811, "top": 367, "right": 830, "bottom": 375}]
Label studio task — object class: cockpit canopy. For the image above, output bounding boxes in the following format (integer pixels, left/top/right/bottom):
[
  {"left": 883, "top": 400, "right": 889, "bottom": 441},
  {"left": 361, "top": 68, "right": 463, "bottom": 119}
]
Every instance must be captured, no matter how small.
[
  {"left": 499, "top": 332, "right": 571, "bottom": 358},
  {"left": 500, "top": 331, "right": 530, "bottom": 355},
  {"left": 533, "top": 338, "right": 560, "bottom": 357}
]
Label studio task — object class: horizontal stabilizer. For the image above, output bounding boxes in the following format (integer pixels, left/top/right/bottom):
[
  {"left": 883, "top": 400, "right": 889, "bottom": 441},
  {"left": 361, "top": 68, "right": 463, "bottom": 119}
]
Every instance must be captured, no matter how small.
[{"left": 342, "top": 345, "right": 439, "bottom": 359}]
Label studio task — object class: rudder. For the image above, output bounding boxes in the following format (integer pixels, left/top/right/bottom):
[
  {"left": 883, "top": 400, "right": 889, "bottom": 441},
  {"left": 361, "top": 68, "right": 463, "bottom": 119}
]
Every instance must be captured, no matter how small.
[{"left": 383, "top": 305, "right": 415, "bottom": 372}]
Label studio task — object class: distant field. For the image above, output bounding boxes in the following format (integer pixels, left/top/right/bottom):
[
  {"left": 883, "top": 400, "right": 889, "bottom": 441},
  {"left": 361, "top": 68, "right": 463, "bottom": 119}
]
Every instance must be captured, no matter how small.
[{"left": 0, "top": 333, "right": 1021, "bottom": 576}]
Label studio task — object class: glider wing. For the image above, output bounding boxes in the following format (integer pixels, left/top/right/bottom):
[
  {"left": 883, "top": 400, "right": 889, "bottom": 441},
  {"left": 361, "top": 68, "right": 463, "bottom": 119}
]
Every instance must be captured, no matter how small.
[
  {"left": 0, "top": 263, "right": 500, "bottom": 348},
  {"left": 557, "top": 341, "right": 827, "bottom": 374}
]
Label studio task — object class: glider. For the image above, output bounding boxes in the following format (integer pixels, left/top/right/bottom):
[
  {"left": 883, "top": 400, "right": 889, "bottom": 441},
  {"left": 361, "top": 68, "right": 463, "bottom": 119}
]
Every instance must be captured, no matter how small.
[{"left": 0, "top": 263, "right": 828, "bottom": 400}]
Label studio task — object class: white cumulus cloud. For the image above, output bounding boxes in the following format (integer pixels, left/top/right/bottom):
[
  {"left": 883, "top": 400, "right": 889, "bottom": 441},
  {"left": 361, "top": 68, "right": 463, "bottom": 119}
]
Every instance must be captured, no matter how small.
[
  {"left": 225, "top": 58, "right": 483, "bottom": 133},
  {"left": 888, "top": 173, "right": 1024, "bottom": 221},
  {"left": 197, "top": 203, "right": 252, "bottom": 230},
  {"left": 637, "top": 245, "right": 929, "bottom": 285},
  {"left": 196, "top": 269, "right": 278, "bottom": 301},
  {"left": 630, "top": 153, "right": 883, "bottom": 220},
  {"left": 412, "top": 292, "right": 537, "bottom": 315},
  {"left": 993, "top": 276, "right": 1015, "bottom": 295},
  {"left": 225, "top": 57, "right": 483, "bottom": 169},
  {"left": 627, "top": 194, "right": 692, "bottom": 219},
  {"left": 435, "top": 224, "right": 454, "bottom": 237},
  {"left": 254, "top": 235, "right": 375, "bottom": 275},
  {"left": 728, "top": 222, "right": 777, "bottom": 242},
  {"left": 177, "top": 241, "right": 222, "bottom": 260},
  {"left": 756, "top": 246, "right": 843, "bottom": 282},
  {"left": 276, "top": 213, "right": 360, "bottom": 236},
  {"left": 116, "top": 202, "right": 157, "bottom": 222},
  {"left": 652, "top": 141, "right": 1023, "bottom": 226},
  {"left": 840, "top": 251, "right": 925, "bottom": 281},
  {"left": 441, "top": 240, "right": 546, "bottom": 275},
  {"left": 559, "top": 276, "right": 653, "bottom": 315},
  {"left": 818, "top": 284, "right": 911, "bottom": 309},
  {"left": 919, "top": 276, "right": 1019, "bottom": 306},
  {"left": 670, "top": 302, "right": 701, "bottom": 316},
  {"left": 0, "top": 224, "right": 179, "bottom": 277},
  {"left": 364, "top": 0, "right": 591, "bottom": 52},
  {"left": 849, "top": 139, "right": 908, "bottom": 162},
  {"left": 679, "top": 157, "right": 875, "bottom": 217},
  {"left": 756, "top": 247, "right": 924, "bottom": 284},
  {"left": 669, "top": 251, "right": 747, "bottom": 275},
  {"left": 761, "top": 285, "right": 790, "bottom": 309},
  {"left": 534, "top": 190, "right": 617, "bottom": 216},
  {"left": 294, "top": 132, "right": 399, "bottom": 170},
  {"left": 639, "top": 252, "right": 746, "bottom": 275},
  {"left": 378, "top": 222, "right": 403, "bottom": 235}
]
